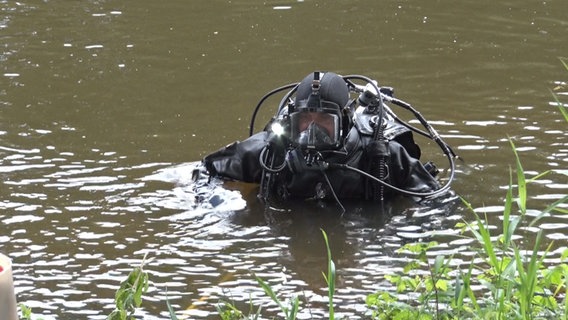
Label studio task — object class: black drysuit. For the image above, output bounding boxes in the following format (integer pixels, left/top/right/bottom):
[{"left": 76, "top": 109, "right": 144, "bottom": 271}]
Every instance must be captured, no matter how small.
[{"left": 203, "top": 109, "right": 440, "bottom": 201}]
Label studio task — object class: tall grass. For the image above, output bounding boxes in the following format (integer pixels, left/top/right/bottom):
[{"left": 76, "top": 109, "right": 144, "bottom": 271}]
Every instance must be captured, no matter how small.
[
  {"left": 367, "top": 139, "right": 568, "bottom": 319},
  {"left": 366, "top": 67, "right": 568, "bottom": 319}
]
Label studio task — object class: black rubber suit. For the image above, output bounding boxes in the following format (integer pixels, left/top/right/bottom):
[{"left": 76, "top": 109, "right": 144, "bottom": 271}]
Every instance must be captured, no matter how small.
[{"left": 203, "top": 72, "right": 440, "bottom": 202}]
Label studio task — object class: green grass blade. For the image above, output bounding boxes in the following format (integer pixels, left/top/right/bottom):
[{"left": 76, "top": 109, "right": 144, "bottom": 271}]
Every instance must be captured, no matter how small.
[
  {"left": 321, "top": 229, "right": 335, "bottom": 319},
  {"left": 502, "top": 168, "right": 515, "bottom": 249},
  {"left": 509, "top": 138, "right": 527, "bottom": 215},
  {"left": 560, "top": 57, "right": 568, "bottom": 71},
  {"left": 463, "top": 263, "right": 480, "bottom": 312},
  {"left": 529, "top": 195, "right": 568, "bottom": 227},
  {"left": 290, "top": 296, "right": 299, "bottom": 320},
  {"left": 475, "top": 214, "right": 499, "bottom": 271},
  {"left": 550, "top": 85, "right": 568, "bottom": 122},
  {"left": 527, "top": 170, "right": 551, "bottom": 182},
  {"left": 560, "top": 104, "right": 568, "bottom": 122},
  {"left": 514, "top": 230, "right": 549, "bottom": 319},
  {"left": 255, "top": 274, "right": 286, "bottom": 312},
  {"left": 461, "top": 199, "right": 498, "bottom": 266},
  {"left": 166, "top": 298, "right": 179, "bottom": 320}
]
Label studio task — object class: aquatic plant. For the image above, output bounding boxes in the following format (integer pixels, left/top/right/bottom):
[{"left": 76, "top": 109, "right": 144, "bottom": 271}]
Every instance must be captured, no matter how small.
[
  {"left": 322, "top": 229, "right": 337, "bottom": 319},
  {"left": 18, "top": 304, "right": 36, "bottom": 320},
  {"left": 107, "top": 254, "right": 150, "bottom": 320},
  {"left": 553, "top": 58, "right": 568, "bottom": 123},
  {"left": 366, "top": 58, "right": 568, "bottom": 320},
  {"left": 366, "top": 138, "right": 568, "bottom": 319}
]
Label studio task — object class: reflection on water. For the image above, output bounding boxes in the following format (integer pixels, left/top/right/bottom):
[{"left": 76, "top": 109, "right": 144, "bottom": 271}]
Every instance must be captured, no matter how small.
[
  {"left": 134, "top": 164, "right": 464, "bottom": 319},
  {"left": 1, "top": 0, "right": 567, "bottom": 318}
]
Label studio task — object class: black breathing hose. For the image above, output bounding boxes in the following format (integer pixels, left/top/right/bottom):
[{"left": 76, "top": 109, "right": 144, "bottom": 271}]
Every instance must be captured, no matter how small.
[
  {"left": 249, "top": 82, "right": 298, "bottom": 137},
  {"left": 330, "top": 161, "right": 455, "bottom": 198},
  {"left": 342, "top": 74, "right": 457, "bottom": 197},
  {"left": 385, "top": 96, "right": 458, "bottom": 158},
  {"left": 259, "top": 146, "right": 287, "bottom": 173}
]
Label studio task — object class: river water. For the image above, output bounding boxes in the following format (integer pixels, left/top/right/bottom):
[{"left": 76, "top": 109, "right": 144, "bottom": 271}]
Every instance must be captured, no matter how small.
[{"left": 1, "top": 0, "right": 567, "bottom": 319}]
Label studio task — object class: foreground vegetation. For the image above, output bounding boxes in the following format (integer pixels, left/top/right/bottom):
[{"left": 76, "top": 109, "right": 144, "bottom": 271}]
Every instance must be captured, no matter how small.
[
  {"left": 367, "top": 142, "right": 568, "bottom": 320},
  {"left": 366, "top": 60, "right": 566, "bottom": 320},
  {"left": 364, "top": 68, "right": 568, "bottom": 319}
]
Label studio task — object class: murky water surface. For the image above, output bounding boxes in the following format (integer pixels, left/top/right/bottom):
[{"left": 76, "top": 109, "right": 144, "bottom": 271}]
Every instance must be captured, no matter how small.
[{"left": 1, "top": 0, "right": 567, "bottom": 318}]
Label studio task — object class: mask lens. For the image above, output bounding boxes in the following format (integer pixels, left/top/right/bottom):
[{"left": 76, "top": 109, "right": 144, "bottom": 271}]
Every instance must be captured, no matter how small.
[{"left": 290, "top": 110, "right": 339, "bottom": 149}]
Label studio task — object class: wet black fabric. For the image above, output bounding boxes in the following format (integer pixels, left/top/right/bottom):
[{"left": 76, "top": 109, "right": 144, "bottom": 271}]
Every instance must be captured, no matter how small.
[
  {"left": 203, "top": 132, "right": 268, "bottom": 183},
  {"left": 202, "top": 120, "right": 440, "bottom": 200}
]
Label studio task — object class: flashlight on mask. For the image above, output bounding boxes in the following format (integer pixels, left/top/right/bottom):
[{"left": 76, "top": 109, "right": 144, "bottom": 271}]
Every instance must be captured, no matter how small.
[{"left": 271, "top": 121, "right": 285, "bottom": 136}]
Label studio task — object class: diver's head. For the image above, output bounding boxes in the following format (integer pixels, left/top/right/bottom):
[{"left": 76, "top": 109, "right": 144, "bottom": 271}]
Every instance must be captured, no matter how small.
[{"left": 290, "top": 72, "right": 349, "bottom": 151}]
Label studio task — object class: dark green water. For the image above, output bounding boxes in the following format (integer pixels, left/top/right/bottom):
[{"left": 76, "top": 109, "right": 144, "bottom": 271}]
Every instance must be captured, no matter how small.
[{"left": 1, "top": 0, "right": 566, "bottom": 318}]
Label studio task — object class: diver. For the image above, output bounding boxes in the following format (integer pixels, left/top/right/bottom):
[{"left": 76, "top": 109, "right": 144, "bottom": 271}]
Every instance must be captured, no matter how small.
[{"left": 200, "top": 71, "right": 457, "bottom": 210}]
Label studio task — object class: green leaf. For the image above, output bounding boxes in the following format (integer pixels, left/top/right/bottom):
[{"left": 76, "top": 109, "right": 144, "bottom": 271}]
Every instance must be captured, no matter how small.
[
  {"left": 562, "top": 248, "right": 568, "bottom": 261},
  {"left": 551, "top": 87, "right": 568, "bottom": 122},
  {"left": 19, "top": 304, "right": 33, "bottom": 320},
  {"left": 502, "top": 168, "right": 515, "bottom": 250},
  {"left": 166, "top": 298, "right": 179, "bottom": 320},
  {"left": 554, "top": 207, "right": 568, "bottom": 214},
  {"left": 526, "top": 170, "right": 551, "bottom": 182},
  {"left": 386, "top": 274, "right": 400, "bottom": 284},
  {"left": 320, "top": 229, "right": 336, "bottom": 319},
  {"left": 472, "top": 213, "right": 499, "bottom": 271},
  {"left": 436, "top": 279, "right": 448, "bottom": 291},
  {"left": 289, "top": 296, "right": 300, "bottom": 320},
  {"left": 403, "top": 261, "right": 421, "bottom": 274},
  {"left": 255, "top": 275, "right": 285, "bottom": 311},
  {"left": 509, "top": 138, "right": 527, "bottom": 214},
  {"left": 530, "top": 195, "right": 568, "bottom": 227},
  {"left": 454, "top": 222, "right": 467, "bottom": 229},
  {"left": 108, "top": 256, "right": 150, "bottom": 319},
  {"left": 396, "top": 281, "right": 407, "bottom": 293},
  {"left": 433, "top": 255, "right": 445, "bottom": 274},
  {"left": 561, "top": 57, "right": 568, "bottom": 71}
]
